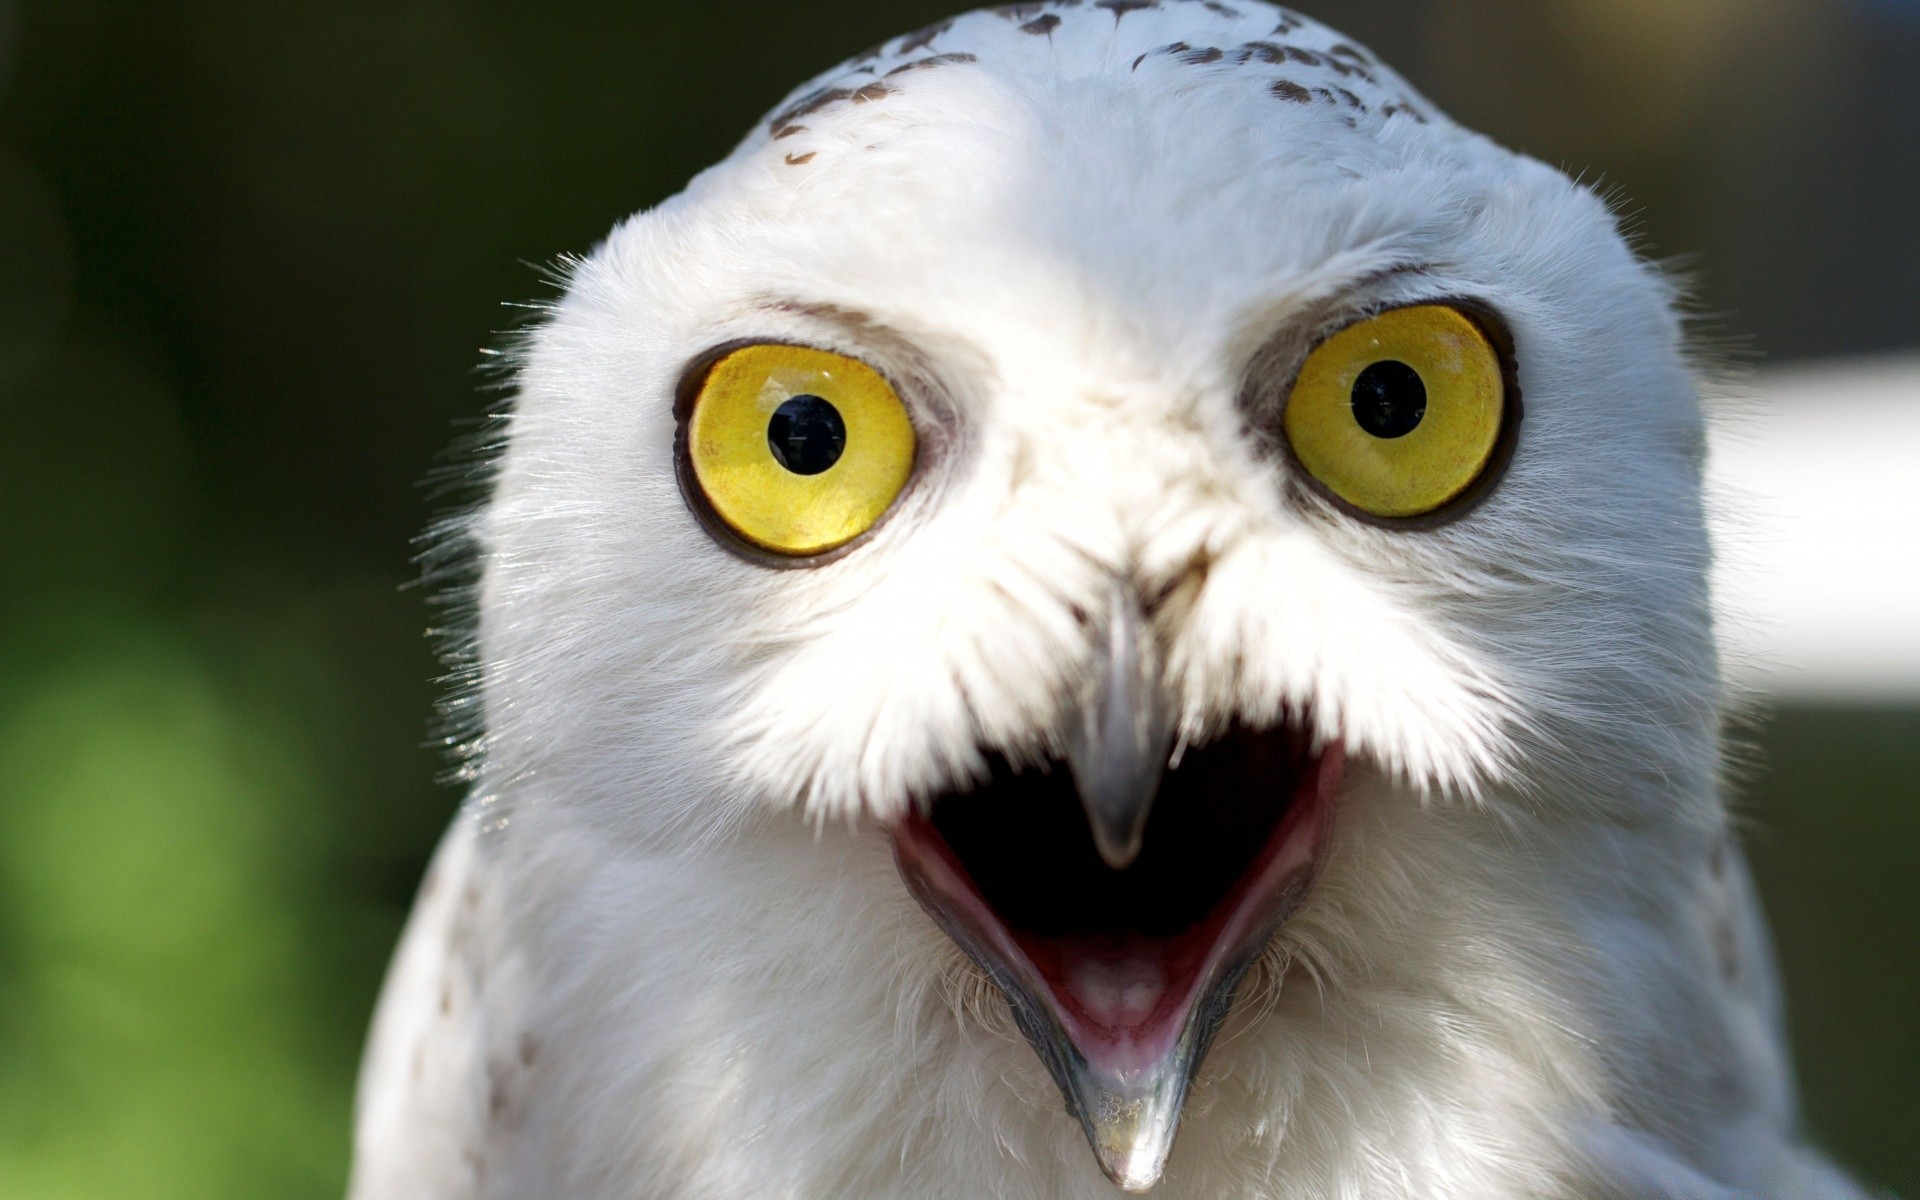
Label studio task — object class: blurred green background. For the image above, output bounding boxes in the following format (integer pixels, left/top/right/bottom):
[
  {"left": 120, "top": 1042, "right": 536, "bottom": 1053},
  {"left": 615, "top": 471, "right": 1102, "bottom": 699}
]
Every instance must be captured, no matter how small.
[{"left": 0, "top": 1, "right": 1913, "bottom": 1196}]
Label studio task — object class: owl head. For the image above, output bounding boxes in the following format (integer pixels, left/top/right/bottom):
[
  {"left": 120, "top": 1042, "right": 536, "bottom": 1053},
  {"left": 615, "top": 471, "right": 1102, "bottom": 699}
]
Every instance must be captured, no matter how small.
[{"left": 464, "top": 2, "right": 1719, "bottom": 1191}]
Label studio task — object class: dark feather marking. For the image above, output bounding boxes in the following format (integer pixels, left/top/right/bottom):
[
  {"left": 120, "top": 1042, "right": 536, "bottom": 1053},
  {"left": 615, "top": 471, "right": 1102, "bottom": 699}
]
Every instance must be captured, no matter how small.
[
  {"left": 1134, "top": 41, "right": 1190, "bottom": 68},
  {"left": 1270, "top": 78, "right": 1311, "bottom": 103},
  {"left": 488, "top": 1073, "right": 508, "bottom": 1120},
  {"left": 1235, "top": 39, "right": 1378, "bottom": 84},
  {"left": 768, "top": 86, "right": 837, "bottom": 131},
  {"left": 886, "top": 52, "right": 980, "bottom": 75},
  {"left": 1021, "top": 13, "right": 1062, "bottom": 34},
  {"left": 1180, "top": 45, "right": 1224, "bottom": 64},
  {"left": 897, "top": 18, "right": 952, "bottom": 54},
  {"left": 1322, "top": 54, "right": 1361, "bottom": 78},
  {"left": 784, "top": 151, "right": 816, "bottom": 165},
  {"left": 1715, "top": 913, "right": 1742, "bottom": 983},
  {"left": 1097, "top": 0, "right": 1159, "bottom": 19},
  {"left": 767, "top": 81, "right": 894, "bottom": 136},
  {"left": 773, "top": 123, "right": 808, "bottom": 139}
]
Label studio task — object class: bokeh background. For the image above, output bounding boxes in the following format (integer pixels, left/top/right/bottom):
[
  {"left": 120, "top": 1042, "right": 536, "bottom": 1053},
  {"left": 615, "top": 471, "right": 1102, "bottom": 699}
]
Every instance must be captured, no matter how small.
[{"left": 0, "top": 1, "right": 1914, "bottom": 1196}]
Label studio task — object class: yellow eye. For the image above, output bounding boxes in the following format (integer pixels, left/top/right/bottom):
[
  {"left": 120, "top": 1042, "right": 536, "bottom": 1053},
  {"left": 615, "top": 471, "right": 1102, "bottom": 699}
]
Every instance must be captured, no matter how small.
[
  {"left": 1282, "top": 304, "right": 1512, "bottom": 520},
  {"left": 682, "top": 342, "right": 916, "bottom": 557}
]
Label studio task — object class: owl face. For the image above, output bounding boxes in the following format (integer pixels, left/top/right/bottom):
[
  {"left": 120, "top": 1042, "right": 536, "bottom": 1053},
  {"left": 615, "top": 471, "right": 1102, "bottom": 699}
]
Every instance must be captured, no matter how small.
[{"left": 478, "top": 2, "right": 1716, "bottom": 1190}]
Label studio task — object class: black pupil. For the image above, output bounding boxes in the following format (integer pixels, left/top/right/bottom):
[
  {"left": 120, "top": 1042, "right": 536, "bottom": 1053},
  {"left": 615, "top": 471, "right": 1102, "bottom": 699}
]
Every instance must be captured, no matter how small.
[
  {"left": 1350, "top": 360, "right": 1427, "bottom": 439},
  {"left": 766, "top": 395, "right": 847, "bottom": 475}
]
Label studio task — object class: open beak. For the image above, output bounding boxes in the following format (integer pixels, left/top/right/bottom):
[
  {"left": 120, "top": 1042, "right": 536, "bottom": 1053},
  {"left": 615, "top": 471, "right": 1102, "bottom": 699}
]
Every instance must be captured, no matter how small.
[{"left": 893, "top": 592, "right": 1343, "bottom": 1191}]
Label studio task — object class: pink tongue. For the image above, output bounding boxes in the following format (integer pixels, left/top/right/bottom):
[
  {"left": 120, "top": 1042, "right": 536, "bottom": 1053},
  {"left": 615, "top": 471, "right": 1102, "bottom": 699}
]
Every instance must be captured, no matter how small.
[
  {"left": 1068, "top": 954, "right": 1167, "bottom": 1025},
  {"left": 1010, "top": 742, "right": 1346, "bottom": 1079},
  {"left": 1020, "top": 934, "right": 1210, "bottom": 1077}
]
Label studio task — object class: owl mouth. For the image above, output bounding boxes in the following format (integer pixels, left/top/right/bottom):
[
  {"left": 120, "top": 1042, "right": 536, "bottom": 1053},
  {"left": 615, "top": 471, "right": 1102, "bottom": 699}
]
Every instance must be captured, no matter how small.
[{"left": 893, "top": 720, "right": 1343, "bottom": 1191}]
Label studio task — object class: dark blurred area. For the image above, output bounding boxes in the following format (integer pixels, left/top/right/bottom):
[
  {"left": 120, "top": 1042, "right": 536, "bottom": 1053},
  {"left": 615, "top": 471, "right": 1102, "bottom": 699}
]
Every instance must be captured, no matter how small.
[{"left": 0, "top": 1, "right": 1913, "bottom": 1195}]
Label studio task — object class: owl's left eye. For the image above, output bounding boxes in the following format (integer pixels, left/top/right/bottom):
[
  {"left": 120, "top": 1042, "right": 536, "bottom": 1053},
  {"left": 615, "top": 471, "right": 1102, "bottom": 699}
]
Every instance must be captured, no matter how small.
[
  {"left": 679, "top": 342, "right": 917, "bottom": 558},
  {"left": 1281, "top": 304, "right": 1515, "bottom": 522}
]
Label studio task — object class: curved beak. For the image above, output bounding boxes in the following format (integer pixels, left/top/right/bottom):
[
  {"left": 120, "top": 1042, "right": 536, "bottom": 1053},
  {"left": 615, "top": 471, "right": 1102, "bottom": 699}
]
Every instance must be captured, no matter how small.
[
  {"left": 1062, "top": 588, "right": 1175, "bottom": 870},
  {"left": 892, "top": 586, "right": 1342, "bottom": 1194},
  {"left": 1055, "top": 587, "right": 1193, "bottom": 1188},
  {"left": 1018, "top": 980, "right": 1239, "bottom": 1192}
]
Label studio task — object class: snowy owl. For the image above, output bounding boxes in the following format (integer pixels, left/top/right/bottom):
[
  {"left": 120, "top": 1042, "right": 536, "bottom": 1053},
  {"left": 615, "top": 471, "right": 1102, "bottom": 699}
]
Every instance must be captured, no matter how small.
[{"left": 347, "top": 3, "right": 1872, "bottom": 1197}]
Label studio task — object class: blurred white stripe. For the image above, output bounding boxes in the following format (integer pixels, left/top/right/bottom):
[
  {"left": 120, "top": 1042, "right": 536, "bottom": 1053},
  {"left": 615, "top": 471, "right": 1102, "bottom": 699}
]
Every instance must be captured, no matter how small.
[{"left": 1708, "top": 354, "right": 1920, "bottom": 702}]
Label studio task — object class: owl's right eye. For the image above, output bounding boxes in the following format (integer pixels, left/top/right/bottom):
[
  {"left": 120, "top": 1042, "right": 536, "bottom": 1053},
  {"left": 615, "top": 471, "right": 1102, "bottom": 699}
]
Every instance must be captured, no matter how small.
[{"left": 679, "top": 342, "right": 917, "bottom": 558}]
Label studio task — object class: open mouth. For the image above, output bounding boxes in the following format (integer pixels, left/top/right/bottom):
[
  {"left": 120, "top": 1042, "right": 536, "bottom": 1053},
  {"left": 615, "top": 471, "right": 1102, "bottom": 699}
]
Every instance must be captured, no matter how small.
[{"left": 893, "top": 717, "right": 1343, "bottom": 1191}]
